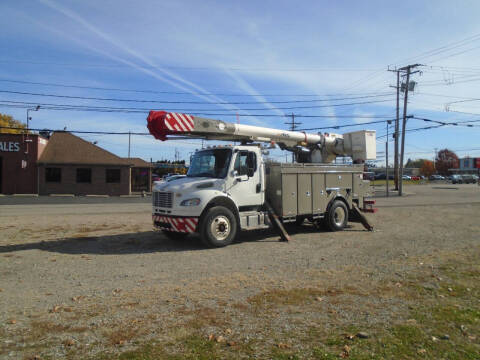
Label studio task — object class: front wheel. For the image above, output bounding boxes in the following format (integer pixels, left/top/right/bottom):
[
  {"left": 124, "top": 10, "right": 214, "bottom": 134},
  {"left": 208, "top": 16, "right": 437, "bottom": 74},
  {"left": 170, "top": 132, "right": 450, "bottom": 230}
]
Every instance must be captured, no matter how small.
[
  {"left": 326, "top": 200, "right": 349, "bottom": 231},
  {"left": 199, "top": 206, "right": 237, "bottom": 247}
]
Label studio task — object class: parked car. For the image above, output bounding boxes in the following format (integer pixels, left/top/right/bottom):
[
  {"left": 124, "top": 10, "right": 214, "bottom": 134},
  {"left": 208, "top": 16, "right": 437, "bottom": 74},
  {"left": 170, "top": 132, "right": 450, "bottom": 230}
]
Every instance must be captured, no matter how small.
[
  {"left": 429, "top": 175, "right": 444, "bottom": 181},
  {"left": 402, "top": 175, "right": 411, "bottom": 180},
  {"left": 363, "top": 172, "right": 375, "bottom": 181},
  {"left": 374, "top": 173, "right": 394, "bottom": 180},
  {"left": 165, "top": 174, "right": 186, "bottom": 182},
  {"left": 410, "top": 176, "right": 421, "bottom": 181},
  {"left": 451, "top": 174, "right": 463, "bottom": 184},
  {"left": 461, "top": 174, "right": 476, "bottom": 184}
]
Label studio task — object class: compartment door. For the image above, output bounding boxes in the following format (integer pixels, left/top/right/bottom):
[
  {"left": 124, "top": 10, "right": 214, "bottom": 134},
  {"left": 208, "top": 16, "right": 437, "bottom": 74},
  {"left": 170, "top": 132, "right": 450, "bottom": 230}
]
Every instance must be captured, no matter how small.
[
  {"left": 312, "top": 173, "right": 327, "bottom": 214},
  {"left": 281, "top": 174, "right": 297, "bottom": 216},
  {"left": 297, "top": 174, "right": 312, "bottom": 215}
]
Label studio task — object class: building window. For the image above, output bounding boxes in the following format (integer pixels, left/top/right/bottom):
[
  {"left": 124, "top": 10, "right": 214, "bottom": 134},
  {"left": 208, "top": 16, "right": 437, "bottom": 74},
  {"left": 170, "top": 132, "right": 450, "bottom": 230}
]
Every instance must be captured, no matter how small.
[
  {"left": 106, "top": 169, "right": 121, "bottom": 183},
  {"left": 76, "top": 168, "right": 92, "bottom": 183},
  {"left": 45, "top": 168, "right": 61, "bottom": 183}
]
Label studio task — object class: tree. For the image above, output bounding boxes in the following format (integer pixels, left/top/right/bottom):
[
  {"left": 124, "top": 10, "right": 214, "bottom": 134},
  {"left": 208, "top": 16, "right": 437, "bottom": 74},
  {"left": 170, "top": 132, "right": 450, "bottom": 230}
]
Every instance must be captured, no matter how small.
[
  {"left": 405, "top": 158, "right": 429, "bottom": 168},
  {"left": 0, "top": 113, "right": 28, "bottom": 134},
  {"left": 435, "top": 149, "right": 459, "bottom": 175},
  {"left": 420, "top": 160, "right": 435, "bottom": 177}
]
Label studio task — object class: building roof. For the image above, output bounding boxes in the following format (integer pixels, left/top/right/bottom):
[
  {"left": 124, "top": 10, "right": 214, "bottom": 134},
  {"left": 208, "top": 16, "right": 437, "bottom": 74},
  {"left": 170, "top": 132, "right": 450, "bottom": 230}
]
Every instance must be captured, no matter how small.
[
  {"left": 124, "top": 157, "right": 152, "bottom": 167},
  {"left": 38, "top": 132, "right": 129, "bottom": 166}
]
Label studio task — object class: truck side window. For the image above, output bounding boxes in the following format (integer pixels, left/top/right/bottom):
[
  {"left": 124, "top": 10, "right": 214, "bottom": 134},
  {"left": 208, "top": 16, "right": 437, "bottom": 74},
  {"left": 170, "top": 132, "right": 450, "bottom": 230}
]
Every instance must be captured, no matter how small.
[
  {"left": 234, "top": 151, "right": 248, "bottom": 176},
  {"left": 247, "top": 152, "right": 257, "bottom": 172},
  {"left": 234, "top": 151, "right": 256, "bottom": 176}
]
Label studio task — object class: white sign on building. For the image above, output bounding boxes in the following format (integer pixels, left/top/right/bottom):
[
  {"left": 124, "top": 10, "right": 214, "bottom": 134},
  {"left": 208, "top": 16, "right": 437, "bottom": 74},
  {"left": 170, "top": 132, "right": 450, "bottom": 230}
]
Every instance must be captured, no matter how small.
[{"left": 0, "top": 142, "right": 20, "bottom": 152}]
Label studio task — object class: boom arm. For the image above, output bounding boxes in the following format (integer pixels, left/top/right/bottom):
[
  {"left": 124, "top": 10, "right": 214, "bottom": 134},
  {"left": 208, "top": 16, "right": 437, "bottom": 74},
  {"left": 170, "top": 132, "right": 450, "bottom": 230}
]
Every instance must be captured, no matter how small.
[{"left": 147, "top": 111, "right": 376, "bottom": 163}]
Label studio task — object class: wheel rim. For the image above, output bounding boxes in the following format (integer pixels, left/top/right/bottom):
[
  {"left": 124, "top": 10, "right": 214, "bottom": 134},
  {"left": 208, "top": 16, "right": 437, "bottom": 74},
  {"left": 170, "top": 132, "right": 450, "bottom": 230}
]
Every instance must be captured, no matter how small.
[
  {"left": 333, "top": 207, "right": 346, "bottom": 227},
  {"left": 210, "top": 215, "right": 231, "bottom": 241}
]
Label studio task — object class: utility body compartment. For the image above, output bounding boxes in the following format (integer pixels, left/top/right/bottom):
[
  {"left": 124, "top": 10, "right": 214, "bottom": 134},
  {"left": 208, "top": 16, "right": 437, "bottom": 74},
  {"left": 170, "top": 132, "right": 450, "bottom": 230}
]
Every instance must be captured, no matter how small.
[{"left": 265, "top": 163, "right": 369, "bottom": 220}]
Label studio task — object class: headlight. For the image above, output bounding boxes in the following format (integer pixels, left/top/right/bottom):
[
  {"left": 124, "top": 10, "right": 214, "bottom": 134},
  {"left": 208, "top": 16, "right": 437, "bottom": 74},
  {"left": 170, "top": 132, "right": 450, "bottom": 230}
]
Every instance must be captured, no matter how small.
[{"left": 180, "top": 198, "right": 201, "bottom": 206}]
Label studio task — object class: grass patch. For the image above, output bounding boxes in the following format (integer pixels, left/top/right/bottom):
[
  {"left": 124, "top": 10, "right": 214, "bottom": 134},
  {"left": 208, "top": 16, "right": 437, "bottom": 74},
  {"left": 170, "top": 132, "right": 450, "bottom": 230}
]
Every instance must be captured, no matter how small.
[
  {"left": 370, "top": 179, "right": 425, "bottom": 186},
  {"left": 29, "top": 320, "right": 88, "bottom": 338},
  {"left": 179, "top": 306, "right": 229, "bottom": 329},
  {"left": 247, "top": 286, "right": 360, "bottom": 308},
  {"left": 106, "top": 251, "right": 480, "bottom": 360}
]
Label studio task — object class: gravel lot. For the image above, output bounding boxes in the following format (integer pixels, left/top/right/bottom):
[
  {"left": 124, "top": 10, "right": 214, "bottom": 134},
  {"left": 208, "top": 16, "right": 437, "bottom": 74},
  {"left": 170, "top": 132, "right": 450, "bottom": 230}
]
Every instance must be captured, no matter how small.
[{"left": 0, "top": 184, "right": 479, "bottom": 358}]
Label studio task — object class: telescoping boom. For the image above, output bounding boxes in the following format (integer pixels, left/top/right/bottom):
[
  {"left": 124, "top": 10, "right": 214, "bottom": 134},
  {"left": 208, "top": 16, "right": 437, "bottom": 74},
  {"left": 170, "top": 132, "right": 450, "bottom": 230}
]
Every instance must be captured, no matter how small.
[{"left": 147, "top": 111, "right": 376, "bottom": 163}]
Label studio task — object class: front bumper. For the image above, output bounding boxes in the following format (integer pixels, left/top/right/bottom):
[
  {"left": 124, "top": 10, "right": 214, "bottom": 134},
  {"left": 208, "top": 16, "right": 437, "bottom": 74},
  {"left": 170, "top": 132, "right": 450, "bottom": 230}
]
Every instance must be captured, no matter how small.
[{"left": 153, "top": 214, "right": 199, "bottom": 233}]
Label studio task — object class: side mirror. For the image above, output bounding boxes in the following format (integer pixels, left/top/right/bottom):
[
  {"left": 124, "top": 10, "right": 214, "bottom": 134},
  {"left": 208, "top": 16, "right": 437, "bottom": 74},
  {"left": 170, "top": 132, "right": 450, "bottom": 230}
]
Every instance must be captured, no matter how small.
[{"left": 232, "top": 170, "right": 238, "bottom": 177}]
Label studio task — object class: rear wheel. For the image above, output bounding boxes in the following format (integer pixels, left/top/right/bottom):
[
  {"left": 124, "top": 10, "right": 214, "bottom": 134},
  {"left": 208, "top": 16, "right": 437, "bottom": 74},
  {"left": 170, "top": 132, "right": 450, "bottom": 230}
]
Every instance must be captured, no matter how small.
[
  {"left": 200, "top": 206, "right": 237, "bottom": 247},
  {"left": 326, "top": 200, "right": 348, "bottom": 231}
]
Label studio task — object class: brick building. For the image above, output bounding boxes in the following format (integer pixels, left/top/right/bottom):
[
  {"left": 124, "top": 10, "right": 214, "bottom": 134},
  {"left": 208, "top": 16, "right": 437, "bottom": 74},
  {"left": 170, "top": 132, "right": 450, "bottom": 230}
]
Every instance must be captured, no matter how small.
[
  {"left": 0, "top": 133, "right": 48, "bottom": 194},
  {"left": 0, "top": 132, "right": 152, "bottom": 195}
]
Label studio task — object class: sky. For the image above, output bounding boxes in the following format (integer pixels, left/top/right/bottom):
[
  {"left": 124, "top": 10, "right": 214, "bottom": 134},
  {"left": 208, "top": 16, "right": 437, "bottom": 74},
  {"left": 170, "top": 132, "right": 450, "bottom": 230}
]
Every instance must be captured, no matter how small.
[{"left": 1, "top": 0, "right": 480, "bottom": 165}]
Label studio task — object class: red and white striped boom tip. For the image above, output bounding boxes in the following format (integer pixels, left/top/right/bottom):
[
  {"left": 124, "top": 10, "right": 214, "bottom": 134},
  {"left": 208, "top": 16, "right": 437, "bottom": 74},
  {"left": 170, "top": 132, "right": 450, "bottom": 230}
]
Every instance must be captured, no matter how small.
[{"left": 147, "top": 111, "right": 194, "bottom": 141}]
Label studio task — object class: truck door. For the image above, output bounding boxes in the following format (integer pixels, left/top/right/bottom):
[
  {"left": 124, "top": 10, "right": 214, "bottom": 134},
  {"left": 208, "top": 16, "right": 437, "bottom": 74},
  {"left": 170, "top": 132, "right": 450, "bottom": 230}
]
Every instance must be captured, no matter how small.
[{"left": 228, "top": 150, "right": 263, "bottom": 209}]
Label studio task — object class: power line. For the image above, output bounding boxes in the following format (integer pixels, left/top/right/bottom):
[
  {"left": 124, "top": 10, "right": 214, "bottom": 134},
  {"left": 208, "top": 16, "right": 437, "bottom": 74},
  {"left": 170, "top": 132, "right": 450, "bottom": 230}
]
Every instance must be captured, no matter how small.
[
  {"left": 411, "top": 116, "right": 480, "bottom": 127},
  {"left": 298, "top": 118, "right": 396, "bottom": 131},
  {"left": 0, "top": 78, "right": 395, "bottom": 98},
  {"left": 0, "top": 102, "right": 394, "bottom": 118},
  {"left": 0, "top": 89, "right": 395, "bottom": 105},
  {"left": 0, "top": 98, "right": 394, "bottom": 112},
  {"left": 376, "top": 124, "right": 445, "bottom": 139},
  {"left": 0, "top": 126, "right": 149, "bottom": 135},
  {"left": 394, "top": 32, "right": 480, "bottom": 66}
]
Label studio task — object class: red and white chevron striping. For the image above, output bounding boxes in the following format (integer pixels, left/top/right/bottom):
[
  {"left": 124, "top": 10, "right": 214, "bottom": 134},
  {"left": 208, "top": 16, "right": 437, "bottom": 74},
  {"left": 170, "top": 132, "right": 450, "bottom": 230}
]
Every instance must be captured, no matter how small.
[
  {"left": 153, "top": 215, "right": 198, "bottom": 233},
  {"left": 164, "top": 112, "right": 194, "bottom": 132}
]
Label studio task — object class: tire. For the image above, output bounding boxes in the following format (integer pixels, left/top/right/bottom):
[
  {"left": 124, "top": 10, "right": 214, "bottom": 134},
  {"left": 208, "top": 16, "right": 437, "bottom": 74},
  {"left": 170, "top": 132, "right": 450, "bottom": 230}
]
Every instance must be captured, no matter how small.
[
  {"left": 162, "top": 230, "right": 189, "bottom": 240},
  {"left": 325, "top": 200, "right": 349, "bottom": 231},
  {"left": 199, "top": 206, "right": 237, "bottom": 248}
]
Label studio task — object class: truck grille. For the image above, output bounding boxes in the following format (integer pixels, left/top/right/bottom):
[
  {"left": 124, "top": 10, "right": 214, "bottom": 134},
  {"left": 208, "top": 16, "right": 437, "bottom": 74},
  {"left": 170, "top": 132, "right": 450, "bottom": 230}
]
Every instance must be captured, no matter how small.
[{"left": 153, "top": 191, "right": 173, "bottom": 208}]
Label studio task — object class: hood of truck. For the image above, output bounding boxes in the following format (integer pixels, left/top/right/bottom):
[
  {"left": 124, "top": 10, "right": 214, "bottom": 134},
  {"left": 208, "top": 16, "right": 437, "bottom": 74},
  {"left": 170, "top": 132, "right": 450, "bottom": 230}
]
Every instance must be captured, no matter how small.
[{"left": 154, "top": 176, "right": 224, "bottom": 193}]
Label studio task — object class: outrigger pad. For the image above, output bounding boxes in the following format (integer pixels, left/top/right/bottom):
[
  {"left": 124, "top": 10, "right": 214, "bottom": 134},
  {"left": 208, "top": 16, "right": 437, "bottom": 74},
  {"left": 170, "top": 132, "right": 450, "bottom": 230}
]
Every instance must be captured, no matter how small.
[
  {"left": 351, "top": 204, "right": 374, "bottom": 231},
  {"left": 265, "top": 202, "right": 291, "bottom": 242}
]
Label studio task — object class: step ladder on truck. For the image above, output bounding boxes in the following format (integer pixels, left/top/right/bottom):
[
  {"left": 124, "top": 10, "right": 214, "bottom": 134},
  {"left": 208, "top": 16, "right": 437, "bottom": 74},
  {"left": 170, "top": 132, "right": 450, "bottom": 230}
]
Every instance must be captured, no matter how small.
[{"left": 147, "top": 111, "right": 378, "bottom": 247}]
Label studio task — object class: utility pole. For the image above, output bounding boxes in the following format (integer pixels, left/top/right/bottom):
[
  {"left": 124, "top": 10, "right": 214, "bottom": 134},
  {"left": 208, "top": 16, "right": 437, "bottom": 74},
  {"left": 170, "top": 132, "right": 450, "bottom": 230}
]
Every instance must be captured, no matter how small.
[
  {"left": 386, "top": 120, "right": 391, "bottom": 197},
  {"left": 285, "top": 113, "right": 301, "bottom": 163},
  {"left": 394, "top": 71, "right": 400, "bottom": 190},
  {"left": 398, "top": 64, "right": 421, "bottom": 196},
  {"left": 128, "top": 131, "right": 131, "bottom": 158},
  {"left": 388, "top": 69, "right": 400, "bottom": 190}
]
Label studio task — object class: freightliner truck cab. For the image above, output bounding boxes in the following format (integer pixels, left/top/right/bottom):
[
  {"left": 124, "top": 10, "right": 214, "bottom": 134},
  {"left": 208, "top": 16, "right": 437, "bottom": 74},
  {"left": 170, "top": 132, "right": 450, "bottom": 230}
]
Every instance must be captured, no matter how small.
[{"left": 153, "top": 145, "right": 267, "bottom": 247}]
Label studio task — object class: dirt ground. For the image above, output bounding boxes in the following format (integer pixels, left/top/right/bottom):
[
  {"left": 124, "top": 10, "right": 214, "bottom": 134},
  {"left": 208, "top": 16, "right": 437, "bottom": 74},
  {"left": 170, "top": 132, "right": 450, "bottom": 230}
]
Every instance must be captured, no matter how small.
[{"left": 0, "top": 184, "right": 479, "bottom": 359}]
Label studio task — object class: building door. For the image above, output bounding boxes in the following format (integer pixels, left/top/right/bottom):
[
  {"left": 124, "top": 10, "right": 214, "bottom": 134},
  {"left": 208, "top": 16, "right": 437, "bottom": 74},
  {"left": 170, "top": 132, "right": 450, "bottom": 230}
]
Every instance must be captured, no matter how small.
[
  {"left": 131, "top": 167, "right": 150, "bottom": 192},
  {"left": 0, "top": 157, "right": 2, "bottom": 193}
]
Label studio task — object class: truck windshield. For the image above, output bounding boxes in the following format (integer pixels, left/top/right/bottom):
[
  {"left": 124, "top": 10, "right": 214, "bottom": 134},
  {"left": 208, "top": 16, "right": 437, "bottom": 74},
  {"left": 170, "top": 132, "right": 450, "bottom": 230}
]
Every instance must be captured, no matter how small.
[{"left": 187, "top": 149, "right": 232, "bottom": 178}]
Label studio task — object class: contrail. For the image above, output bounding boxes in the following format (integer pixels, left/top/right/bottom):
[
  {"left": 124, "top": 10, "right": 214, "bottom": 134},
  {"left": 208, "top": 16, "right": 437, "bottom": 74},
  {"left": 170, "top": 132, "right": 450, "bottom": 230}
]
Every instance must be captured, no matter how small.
[
  {"left": 225, "top": 69, "right": 285, "bottom": 122},
  {"left": 38, "top": 0, "right": 263, "bottom": 123}
]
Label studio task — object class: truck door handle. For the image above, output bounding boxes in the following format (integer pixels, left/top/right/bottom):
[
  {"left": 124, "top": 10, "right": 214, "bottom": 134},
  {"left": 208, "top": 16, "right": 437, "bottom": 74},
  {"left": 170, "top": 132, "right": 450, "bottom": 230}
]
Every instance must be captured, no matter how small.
[{"left": 256, "top": 183, "right": 261, "bottom": 193}]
